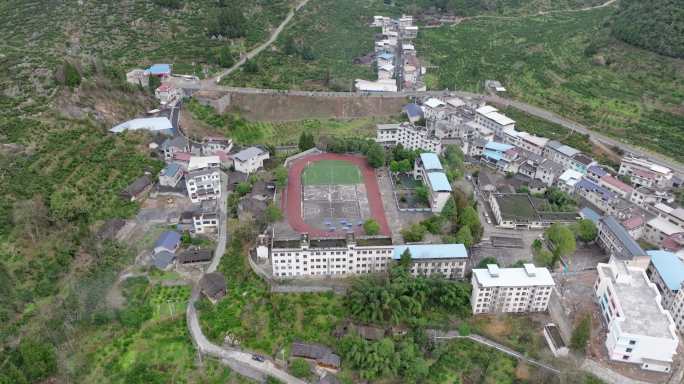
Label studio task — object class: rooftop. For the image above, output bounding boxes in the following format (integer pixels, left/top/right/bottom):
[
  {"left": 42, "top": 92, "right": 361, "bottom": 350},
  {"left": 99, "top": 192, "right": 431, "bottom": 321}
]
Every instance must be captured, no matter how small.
[
  {"left": 555, "top": 144, "right": 580, "bottom": 158},
  {"left": 160, "top": 163, "right": 182, "bottom": 177},
  {"left": 648, "top": 250, "right": 684, "bottom": 291},
  {"left": 419, "top": 152, "right": 443, "bottom": 171},
  {"left": 600, "top": 216, "right": 645, "bottom": 258},
  {"left": 147, "top": 63, "right": 171, "bottom": 75},
  {"left": 188, "top": 155, "right": 220, "bottom": 171},
  {"left": 579, "top": 207, "right": 601, "bottom": 224},
  {"left": 588, "top": 165, "right": 608, "bottom": 177},
  {"left": 424, "top": 98, "right": 445, "bottom": 109},
  {"left": 558, "top": 169, "right": 583, "bottom": 184},
  {"left": 647, "top": 217, "right": 683, "bottom": 236},
  {"left": 598, "top": 260, "right": 675, "bottom": 339},
  {"left": 473, "top": 264, "right": 554, "bottom": 287},
  {"left": 427, "top": 172, "right": 452, "bottom": 192},
  {"left": 572, "top": 153, "right": 593, "bottom": 166},
  {"left": 234, "top": 146, "right": 266, "bottom": 162},
  {"left": 110, "top": 117, "right": 173, "bottom": 134},
  {"left": 485, "top": 141, "right": 513, "bottom": 153},
  {"left": 403, "top": 103, "right": 424, "bottom": 118},
  {"left": 482, "top": 111, "right": 515, "bottom": 126},
  {"left": 621, "top": 216, "right": 644, "bottom": 230},
  {"left": 155, "top": 231, "right": 181, "bottom": 251},
  {"left": 392, "top": 243, "right": 468, "bottom": 260},
  {"left": 476, "top": 105, "right": 498, "bottom": 115}
]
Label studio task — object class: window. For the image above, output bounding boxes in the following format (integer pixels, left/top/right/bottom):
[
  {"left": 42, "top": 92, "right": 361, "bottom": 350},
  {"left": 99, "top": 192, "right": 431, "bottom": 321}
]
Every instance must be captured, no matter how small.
[
  {"left": 629, "top": 340, "right": 636, "bottom": 345},
  {"left": 626, "top": 348, "right": 632, "bottom": 353},
  {"left": 622, "top": 355, "right": 629, "bottom": 360}
]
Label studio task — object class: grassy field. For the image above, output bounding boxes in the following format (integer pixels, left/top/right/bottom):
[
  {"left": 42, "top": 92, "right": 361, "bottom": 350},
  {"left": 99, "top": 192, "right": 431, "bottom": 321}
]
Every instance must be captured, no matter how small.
[
  {"left": 302, "top": 160, "right": 362, "bottom": 185},
  {"left": 418, "top": 8, "right": 684, "bottom": 161}
]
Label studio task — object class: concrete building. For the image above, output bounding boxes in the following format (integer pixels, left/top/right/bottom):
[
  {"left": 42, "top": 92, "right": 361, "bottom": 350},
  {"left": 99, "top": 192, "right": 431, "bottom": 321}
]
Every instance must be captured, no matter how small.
[
  {"left": 186, "top": 167, "right": 221, "bottom": 203},
  {"left": 376, "top": 123, "right": 441, "bottom": 153},
  {"left": 202, "top": 136, "right": 233, "bottom": 155},
  {"left": 474, "top": 106, "right": 515, "bottom": 137},
  {"left": 644, "top": 216, "right": 684, "bottom": 248},
  {"left": 188, "top": 155, "right": 220, "bottom": 171},
  {"left": 161, "top": 136, "right": 189, "bottom": 160},
  {"left": 233, "top": 146, "right": 269, "bottom": 174},
  {"left": 557, "top": 169, "right": 583, "bottom": 194},
  {"left": 158, "top": 163, "right": 183, "bottom": 188},
  {"left": 502, "top": 129, "right": 549, "bottom": 156},
  {"left": 595, "top": 258, "right": 679, "bottom": 372},
  {"left": 599, "top": 175, "right": 633, "bottom": 200},
  {"left": 596, "top": 216, "right": 646, "bottom": 261},
  {"left": 155, "top": 84, "right": 182, "bottom": 105},
  {"left": 393, "top": 243, "right": 468, "bottom": 279},
  {"left": 619, "top": 156, "right": 673, "bottom": 190},
  {"left": 414, "top": 153, "right": 452, "bottom": 212},
  {"left": 646, "top": 250, "right": 684, "bottom": 333},
  {"left": 575, "top": 178, "right": 617, "bottom": 213},
  {"left": 471, "top": 264, "right": 555, "bottom": 314},
  {"left": 543, "top": 141, "right": 580, "bottom": 171},
  {"left": 481, "top": 141, "right": 519, "bottom": 173},
  {"left": 571, "top": 153, "right": 594, "bottom": 175},
  {"left": 192, "top": 200, "right": 219, "bottom": 234}
]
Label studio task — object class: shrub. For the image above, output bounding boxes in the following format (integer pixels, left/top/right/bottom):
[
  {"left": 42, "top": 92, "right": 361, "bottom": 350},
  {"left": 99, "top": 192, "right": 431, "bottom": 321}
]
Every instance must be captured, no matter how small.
[
  {"left": 363, "top": 219, "right": 380, "bottom": 236},
  {"left": 289, "top": 358, "right": 311, "bottom": 379}
]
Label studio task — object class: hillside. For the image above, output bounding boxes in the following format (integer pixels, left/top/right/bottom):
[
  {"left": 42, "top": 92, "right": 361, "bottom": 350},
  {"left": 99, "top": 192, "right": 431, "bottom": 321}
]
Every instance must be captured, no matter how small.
[{"left": 611, "top": 0, "right": 684, "bottom": 58}]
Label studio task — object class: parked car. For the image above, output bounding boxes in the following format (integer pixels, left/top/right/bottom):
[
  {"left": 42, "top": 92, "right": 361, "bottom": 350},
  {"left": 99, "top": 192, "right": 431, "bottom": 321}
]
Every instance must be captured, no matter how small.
[{"left": 252, "top": 354, "right": 265, "bottom": 362}]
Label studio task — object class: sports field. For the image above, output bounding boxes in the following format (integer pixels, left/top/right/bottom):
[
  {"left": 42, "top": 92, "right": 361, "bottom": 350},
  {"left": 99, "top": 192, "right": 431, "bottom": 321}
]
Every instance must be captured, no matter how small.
[{"left": 301, "top": 160, "right": 362, "bottom": 185}]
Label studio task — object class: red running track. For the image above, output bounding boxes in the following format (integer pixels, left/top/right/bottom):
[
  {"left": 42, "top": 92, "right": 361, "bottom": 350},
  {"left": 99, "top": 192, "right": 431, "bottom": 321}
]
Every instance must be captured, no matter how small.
[{"left": 282, "top": 153, "right": 390, "bottom": 237}]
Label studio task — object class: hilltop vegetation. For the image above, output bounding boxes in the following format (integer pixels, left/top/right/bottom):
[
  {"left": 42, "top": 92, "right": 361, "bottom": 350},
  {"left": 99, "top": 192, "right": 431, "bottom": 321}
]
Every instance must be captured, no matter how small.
[
  {"left": 610, "top": 0, "right": 684, "bottom": 58},
  {"left": 394, "top": 0, "right": 605, "bottom": 16}
]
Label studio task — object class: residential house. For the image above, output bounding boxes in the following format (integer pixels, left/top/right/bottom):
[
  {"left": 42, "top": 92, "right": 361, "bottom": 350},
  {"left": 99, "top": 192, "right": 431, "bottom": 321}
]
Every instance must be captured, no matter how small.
[
  {"left": 201, "top": 136, "right": 233, "bottom": 155},
  {"left": 643, "top": 216, "right": 683, "bottom": 248},
  {"left": 619, "top": 156, "right": 674, "bottom": 190},
  {"left": 645, "top": 250, "right": 684, "bottom": 332},
  {"left": 557, "top": 169, "right": 583, "bottom": 194},
  {"left": 575, "top": 178, "right": 617, "bottom": 213},
  {"left": 291, "top": 342, "right": 341, "bottom": 370},
  {"left": 158, "top": 163, "right": 184, "bottom": 188},
  {"left": 120, "top": 175, "right": 153, "bottom": 202},
  {"left": 402, "top": 103, "right": 424, "bottom": 123},
  {"left": 153, "top": 251, "right": 175, "bottom": 270},
  {"left": 543, "top": 141, "right": 580, "bottom": 171},
  {"left": 233, "top": 147, "right": 269, "bottom": 174},
  {"left": 393, "top": 244, "right": 468, "bottom": 279},
  {"left": 186, "top": 167, "right": 221, "bottom": 203},
  {"left": 188, "top": 155, "right": 221, "bottom": 171},
  {"left": 471, "top": 264, "right": 555, "bottom": 314},
  {"left": 161, "top": 136, "right": 189, "bottom": 160},
  {"left": 534, "top": 159, "right": 564, "bottom": 187},
  {"left": 146, "top": 63, "right": 172, "bottom": 77},
  {"left": 596, "top": 216, "right": 646, "bottom": 261},
  {"left": 177, "top": 247, "right": 214, "bottom": 265},
  {"left": 571, "top": 153, "right": 594, "bottom": 175},
  {"left": 481, "top": 141, "right": 519, "bottom": 173},
  {"left": 200, "top": 272, "right": 226, "bottom": 303},
  {"left": 192, "top": 200, "right": 219, "bottom": 233},
  {"left": 474, "top": 106, "right": 515, "bottom": 137},
  {"left": 154, "top": 231, "right": 181, "bottom": 254},
  {"left": 595, "top": 258, "right": 678, "bottom": 372},
  {"left": 622, "top": 216, "right": 646, "bottom": 240},
  {"left": 587, "top": 165, "right": 608, "bottom": 183},
  {"left": 155, "top": 84, "right": 182, "bottom": 104},
  {"left": 599, "top": 175, "right": 633, "bottom": 199}
]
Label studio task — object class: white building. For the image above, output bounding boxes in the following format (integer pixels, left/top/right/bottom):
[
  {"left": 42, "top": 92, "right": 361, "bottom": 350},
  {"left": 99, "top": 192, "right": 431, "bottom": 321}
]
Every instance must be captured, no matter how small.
[
  {"left": 188, "top": 155, "right": 221, "bottom": 171},
  {"left": 155, "top": 84, "right": 182, "bottom": 105},
  {"left": 474, "top": 105, "right": 515, "bottom": 137},
  {"left": 557, "top": 169, "right": 583, "bottom": 193},
  {"left": 375, "top": 123, "right": 441, "bottom": 153},
  {"left": 502, "top": 129, "right": 549, "bottom": 156},
  {"left": 471, "top": 264, "right": 555, "bottom": 314},
  {"left": 192, "top": 208, "right": 219, "bottom": 234},
  {"left": 394, "top": 244, "right": 468, "bottom": 279},
  {"left": 161, "top": 136, "right": 189, "bottom": 160},
  {"left": 354, "top": 79, "right": 397, "bottom": 93},
  {"left": 202, "top": 136, "right": 233, "bottom": 155},
  {"left": 619, "top": 156, "right": 673, "bottom": 190},
  {"left": 543, "top": 141, "right": 580, "bottom": 171},
  {"left": 186, "top": 167, "right": 221, "bottom": 203},
  {"left": 646, "top": 250, "right": 684, "bottom": 332},
  {"left": 233, "top": 147, "right": 269, "bottom": 174},
  {"left": 595, "top": 258, "right": 679, "bottom": 372},
  {"left": 414, "top": 153, "right": 452, "bottom": 213},
  {"left": 643, "top": 216, "right": 683, "bottom": 248}
]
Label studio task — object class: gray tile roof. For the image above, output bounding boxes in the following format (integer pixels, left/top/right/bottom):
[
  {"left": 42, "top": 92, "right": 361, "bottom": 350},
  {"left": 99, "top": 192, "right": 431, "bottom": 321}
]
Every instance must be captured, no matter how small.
[
  {"left": 234, "top": 146, "right": 266, "bottom": 162},
  {"left": 601, "top": 216, "right": 645, "bottom": 259}
]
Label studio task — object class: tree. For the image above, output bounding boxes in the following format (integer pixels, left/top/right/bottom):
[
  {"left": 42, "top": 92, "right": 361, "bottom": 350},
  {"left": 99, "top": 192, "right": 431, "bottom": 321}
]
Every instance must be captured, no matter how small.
[
  {"left": 363, "top": 219, "right": 380, "bottom": 236},
  {"left": 217, "top": 46, "right": 235, "bottom": 68},
  {"left": 397, "top": 159, "right": 412, "bottom": 173},
  {"left": 244, "top": 59, "right": 259, "bottom": 74},
  {"left": 571, "top": 314, "right": 591, "bottom": 352},
  {"left": 576, "top": 219, "right": 598, "bottom": 243},
  {"left": 401, "top": 224, "right": 426, "bottom": 242},
  {"left": 289, "top": 358, "right": 311, "bottom": 379},
  {"left": 415, "top": 185, "right": 430, "bottom": 205},
  {"left": 273, "top": 165, "right": 288, "bottom": 188},
  {"left": 235, "top": 182, "right": 252, "bottom": 196},
  {"left": 440, "top": 197, "right": 458, "bottom": 221},
  {"left": 477, "top": 257, "right": 498, "bottom": 268},
  {"left": 298, "top": 131, "right": 315, "bottom": 151},
  {"left": 208, "top": 7, "right": 247, "bottom": 38},
  {"left": 148, "top": 75, "right": 161, "bottom": 93},
  {"left": 63, "top": 61, "right": 81, "bottom": 87},
  {"left": 283, "top": 36, "right": 298, "bottom": 55},
  {"left": 534, "top": 248, "right": 554, "bottom": 267},
  {"left": 366, "top": 143, "right": 385, "bottom": 168},
  {"left": 264, "top": 203, "right": 283, "bottom": 223},
  {"left": 458, "top": 206, "right": 480, "bottom": 229},
  {"left": 421, "top": 215, "right": 443, "bottom": 235},
  {"left": 17, "top": 338, "right": 57, "bottom": 382},
  {"left": 454, "top": 225, "right": 473, "bottom": 247},
  {"left": 390, "top": 160, "right": 400, "bottom": 173},
  {"left": 300, "top": 45, "right": 316, "bottom": 61},
  {"left": 545, "top": 223, "right": 577, "bottom": 262},
  {"left": 399, "top": 248, "right": 412, "bottom": 269}
]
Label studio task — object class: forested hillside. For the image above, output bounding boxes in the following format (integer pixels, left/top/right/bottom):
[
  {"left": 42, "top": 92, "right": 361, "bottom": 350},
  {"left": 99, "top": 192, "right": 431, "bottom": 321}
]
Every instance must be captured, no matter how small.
[{"left": 610, "top": 0, "right": 684, "bottom": 58}]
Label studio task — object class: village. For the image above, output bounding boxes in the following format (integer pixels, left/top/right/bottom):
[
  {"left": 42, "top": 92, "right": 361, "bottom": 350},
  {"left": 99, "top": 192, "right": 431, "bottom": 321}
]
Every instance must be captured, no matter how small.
[{"left": 100, "top": 33, "right": 684, "bottom": 383}]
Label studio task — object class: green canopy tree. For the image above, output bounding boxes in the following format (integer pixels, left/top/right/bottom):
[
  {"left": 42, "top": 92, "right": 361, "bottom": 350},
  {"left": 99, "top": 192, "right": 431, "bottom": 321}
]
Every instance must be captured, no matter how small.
[
  {"left": 454, "top": 225, "right": 473, "bottom": 247},
  {"left": 363, "top": 219, "right": 380, "bottom": 236},
  {"left": 545, "top": 223, "right": 577, "bottom": 263},
  {"left": 576, "top": 219, "right": 598, "bottom": 243},
  {"left": 366, "top": 143, "right": 385, "bottom": 168}
]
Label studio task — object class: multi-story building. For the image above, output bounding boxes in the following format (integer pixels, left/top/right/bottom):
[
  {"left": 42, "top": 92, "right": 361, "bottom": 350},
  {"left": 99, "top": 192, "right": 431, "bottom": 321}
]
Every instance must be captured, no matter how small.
[
  {"left": 414, "top": 153, "right": 452, "bottom": 213},
  {"left": 393, "top": 244, "right": 468, "bottom": 279},
  {"left": 375, "top": 123, "right": 442, "bottom": 153},
  {"left": 158, "top": 163, "right": 184, "bottom": 188},
  {"left": 501, "top": 128, "right": 549, "bottom": 156},
  {"left": 481, "top": 141, "right": 519, "bottom": 173},
  {"left": 599, "top": 175, "right": 633, "bottom": 200},
  {"left": 186, "top": 168, "right": 221, "bottom": 203},
  {"left": 643, "top": 216, "right": 683, "bottom": 248},
  {"left": 571, "top": 153, "right": 594, "bottom": 175},
  {"left": 645, "top": 250, "right": 684, "bottom": 332},
  {"left": 471, "top": 264, "right": 555, "bottom": 314},
  {"left": 188, "top": 155, "right": 220, "bottom": 171},
  {"left": 161, "top": 136, "right": 189, "bottom": 160},
  {"left": 474, "top": 106, "right": 515, "bottom": 137},
  {"left": 575, "top": 178, "right": 617, "bottom": 213},
  {"left": 557, "top": 169, "right": 583, "bottom": 194},
  {"left": 543, "top": 140, "right": 580, "bottom": 171},
  {"left": 201, "top": 136, "right": 233, "bottom": 155},
  {"left": 595, "top": 258, "right": 679, "bottom": 372},
  {"left": 596, "top": 216, "right": 646, "bottom": 261},
  {"left": 191, "top": 200, "right": 219, "bottom": 234},
  {"left": 233, "top": 146, "right": 269, "bottom": 174},
  {"left": 619, "top": 156, "right": 674, "bottom": 190}
]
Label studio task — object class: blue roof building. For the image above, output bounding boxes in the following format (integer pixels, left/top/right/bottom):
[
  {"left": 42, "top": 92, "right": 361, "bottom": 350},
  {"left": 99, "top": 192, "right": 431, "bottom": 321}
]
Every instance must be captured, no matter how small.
[
  {"left": 427, "top": 172, "right": 452, "bottom": 192},
  {"left": 378, "top": 53, "right": 394, "bottom": 61},
  {"left": 579, "top": 207, "right": 601, "bottom": 224},
  {"left": 153, "top": 250, "right": 175, "bottom": 270},
  {"left": 647, "top": 250, "right": 684, "bottom": 291},
  {"left": 598, "top": 216, "right": 645, "bottom": 260},
  {"left": 403, "top": 103, "right": 424, "bottom": 122},
  {"left": 485, "top": 141, "right": 513, "bottom": 152},
  {"left": 419, "top": 153, "right": 443, "bottom": 171},
  {"left": 154, "top": 231, "right": 181, "bottom": 254},
  {"left": 393, "top": 244, "right": 468, "bottom": 260},
  {"left": 147, "top": 64, "right": 171, "bottom": 76}
]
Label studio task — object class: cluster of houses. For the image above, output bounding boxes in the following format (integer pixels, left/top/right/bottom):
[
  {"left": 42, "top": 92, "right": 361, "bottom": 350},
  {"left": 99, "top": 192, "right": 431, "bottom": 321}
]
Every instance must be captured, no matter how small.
[{"left": 355, "top": 15, "right": 424, "bottom": 93}]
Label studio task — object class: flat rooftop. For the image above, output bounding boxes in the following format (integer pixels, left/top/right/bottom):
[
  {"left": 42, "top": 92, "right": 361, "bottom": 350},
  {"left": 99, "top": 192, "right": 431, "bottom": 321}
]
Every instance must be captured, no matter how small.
[
  {"left": 598, "top": 262, "right": 674, "bottom": 339},
  {"left": 473, "top": 264, "right": 554, "bottom": 288}
]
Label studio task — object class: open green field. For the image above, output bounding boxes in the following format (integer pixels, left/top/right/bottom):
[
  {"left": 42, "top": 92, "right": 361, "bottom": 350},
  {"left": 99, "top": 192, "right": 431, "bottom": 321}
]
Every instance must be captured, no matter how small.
[
  {"left": 302, "top": 160, "right": 362, "bottom": 185},
  {"left": 418, "top": 8, "right": 684, "bottom": 161}
]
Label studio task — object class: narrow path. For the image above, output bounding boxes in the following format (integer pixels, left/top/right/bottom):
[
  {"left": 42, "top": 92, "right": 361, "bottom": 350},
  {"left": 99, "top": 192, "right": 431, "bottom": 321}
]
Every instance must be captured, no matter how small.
[
  {"left": 429, "top": 330, "right": 561, "bottom": 375},
  {"left": 204, "top": 0, "right": 310, "bottom": 86},
  {"left": 461, "top": 0, "right": 617, "bottom": 22}
]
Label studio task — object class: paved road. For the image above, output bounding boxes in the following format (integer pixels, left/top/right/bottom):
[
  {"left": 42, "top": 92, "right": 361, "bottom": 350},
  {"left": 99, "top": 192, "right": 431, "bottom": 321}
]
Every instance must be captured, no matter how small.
[
  {"left": 206, "top": 0, "right": 311, "bottom": 86},
  {"left": 430, "top": 330, "right": 561, "bottom": 375}
]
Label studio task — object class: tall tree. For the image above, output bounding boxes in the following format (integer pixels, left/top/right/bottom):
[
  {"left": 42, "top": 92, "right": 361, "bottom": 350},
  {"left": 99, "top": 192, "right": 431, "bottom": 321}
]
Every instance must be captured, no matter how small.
[
  {"left": 366, "top": 143, "right": 385, "bottom": 168},
  {"left": 576, "top": 219, "right": 598, "bottom": 243},
  {"left": 454, "top": 225, "right": 473, "bottom": 247},
  {"left": 545, "top": 223, "right": 577, "bottom": 262}
]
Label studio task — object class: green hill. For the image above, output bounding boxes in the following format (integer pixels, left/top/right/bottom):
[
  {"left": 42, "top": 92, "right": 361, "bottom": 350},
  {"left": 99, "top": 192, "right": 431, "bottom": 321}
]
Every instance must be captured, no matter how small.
[{"left": 611, "top": 0, "right": 684, "bottom": 58}]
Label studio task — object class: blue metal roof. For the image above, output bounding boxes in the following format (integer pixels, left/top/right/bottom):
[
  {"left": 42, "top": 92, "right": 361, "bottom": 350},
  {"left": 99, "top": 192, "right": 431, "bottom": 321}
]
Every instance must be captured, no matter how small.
[
  {"left": 403, "top": 103, "right": 424, "bottom": 119},
  {"left": 576, "top": 178, "right": 615, "bottom": 201},
  {"left": 147, "top": 64, "right": 171, "bottom": 75},
  {"left": 588, "top": 165, "right": 607, "bottom": 177},
  {"left": 378, "top": 53, "right": 394, "bottom": 60},
  {"left": 485, "top": 141, "right": 513, "bottom": 152},
  {"left": 420, "top": 153, "right": 443, "bottom": 171},
  {"left": 162, "top": 163, "right": 181, "bottom": 177},
  {"left": 483, "top": 150, "right": 503, "bottom": 162},
  {"left": 155, "top": 231, "right": 181, "bottom": 251},
  {"left": 393, "top": 243, "right": 468, "bottom": 260},
  {"left": 601, "top": 216, "right": 644, "bottom": 259},
  {"left": 427, "top": 172, "right": 452, "bottom": 192},
  {"left": 648, "top": 250, "right": 684, "bottom": 291},
  {"left": 153, "top": 251, "right": 175, "bottom": 270},
  {"left": 579, "top": 207, "right": 600, "bottom": 224}
]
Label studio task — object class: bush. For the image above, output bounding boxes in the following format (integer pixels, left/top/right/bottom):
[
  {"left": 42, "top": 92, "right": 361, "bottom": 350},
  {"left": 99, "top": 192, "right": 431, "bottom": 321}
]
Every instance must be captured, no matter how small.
[
  {"left": 401, "top": 223, "right": 426, "bottom": 242},
  {"left": 63, "top": 61, "right": 81, "bottom": 87},
  {"left": 363, "top": 219, "right": 380, "bottom": 236},
  {"left": 571, "top": 315, "right": 591, "bottom": 352},
  {"left": 289, "top": 358, "right": 311, "bottom": 379}
]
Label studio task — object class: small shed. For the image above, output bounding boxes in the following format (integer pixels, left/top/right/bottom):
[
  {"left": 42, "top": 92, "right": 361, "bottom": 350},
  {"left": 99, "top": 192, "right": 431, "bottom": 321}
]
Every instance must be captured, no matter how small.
[
  {"left": 177, "top": 247, "right": 214, "bottom": 264},
  {"left": 154, "top": 231, "right": 181, "bottom": 254},
  {"left": 200, "top": 272, "right": 226, "bottom": 303},
  {"left": 291, "top": 342, "right": 341, "bottom": 370},
  {"left": 121, "top": 175, "right": 153, "bottom": 202},
  {"left": 153, "top": 250, "right": 175, "bottom": 270}
]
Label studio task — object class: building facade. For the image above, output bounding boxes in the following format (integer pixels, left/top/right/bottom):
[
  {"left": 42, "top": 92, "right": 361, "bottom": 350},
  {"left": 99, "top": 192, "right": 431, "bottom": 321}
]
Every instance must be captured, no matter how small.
[
  {"left": 471, "top": 264, "right": 555, "bottom": 314},
  {"left": 376, "top": 123, "right": 442, "bottom": 153},
  {"left": 619, "top": 157, "right": 673, "bottom": 190},
  {"left": 394, "top": 244, "right": 468, "bottom": 279},
  {"left": 185, "top": 168, "right": 221, "bottom": 203},
  {"left": 414, "top": 153, "right": 452, "bottom": 213},
  {"left": 233, "top": 147, "right": 269, "bottom": 174},
  {"left": 595, "top": 258, "right": 679, "bottom": 372}
]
